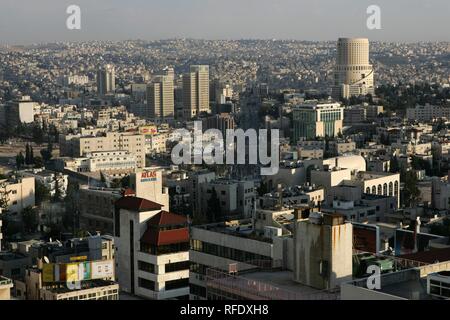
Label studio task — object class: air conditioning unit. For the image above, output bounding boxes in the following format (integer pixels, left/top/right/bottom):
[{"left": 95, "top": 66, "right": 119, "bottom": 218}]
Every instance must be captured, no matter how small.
[
  {"left": 264, "top": 226, "right": 282, "bottom": 239},
  {"left": 427, "top": 271, "right": 450, "bottom": 299}
]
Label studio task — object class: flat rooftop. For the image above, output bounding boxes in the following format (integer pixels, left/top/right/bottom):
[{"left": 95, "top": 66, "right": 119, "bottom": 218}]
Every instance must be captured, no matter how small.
[
  {"left": 379, "top": 277, "right": 431, "bottom": 300},
  {"left": 0, "top": 251, "right": 28, "bottom": 262},
  {"left": 195, "top": 220, "right": 272, "bottom": 243},
  {"left": 208, "top": 270, "right": 339, "bottom": 300}
]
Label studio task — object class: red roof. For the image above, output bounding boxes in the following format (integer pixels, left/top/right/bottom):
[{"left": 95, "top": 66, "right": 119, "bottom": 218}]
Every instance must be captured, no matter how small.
[
  {"left": 115, "top": 196, "right": 163, "bottom": 212},
  {"left": 141, "top": 227, "right": 189, "bottom": 246},
  {"left": 140, "top": 211, "right": 189, "bottom": 246},
  {"left": 147, "top": 211, "right": 187, "bottom": 226},
  {"left": 121, "top": 188, "right": 136, "bottom": 196},
  {"left": 399, "top": 247, "right": 450, "bottom": 264}
]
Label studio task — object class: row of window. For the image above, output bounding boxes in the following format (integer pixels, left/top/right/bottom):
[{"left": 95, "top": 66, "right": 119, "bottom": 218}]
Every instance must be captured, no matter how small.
[
  {"left": 140, "top": 242, "right": 190, "bottom": 256},
  {"left": 138, "top": 260, "right": 189, "bottom": 274},
  {"left": 138, "top": 277, "right": 189, "bottom": 292},
  {"left": 190, "top": 240, "right": 271, "bottom": 263},
  {"left": 365, "top": 181, "right": 399, "bottom": 197}
]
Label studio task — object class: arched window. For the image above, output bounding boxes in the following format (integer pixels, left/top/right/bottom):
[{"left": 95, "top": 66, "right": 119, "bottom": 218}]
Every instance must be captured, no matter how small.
[
  {"left": 366, "top": 187, "right": 371, "bottom": 194},
  {"left": 378, "top": 184, "right": 382, "bottom": 195},
  {"left": 394, "top": 181, "right": 399, "bottom": 196},
  {"left": 383, "top": 183, "right": 388, "bottom": 196},
  {"left": 389, "top": 182, "right": 393, "bottom": 196},
  {"left": 372, "top": 186, "right": 376, "bottom": 194}
]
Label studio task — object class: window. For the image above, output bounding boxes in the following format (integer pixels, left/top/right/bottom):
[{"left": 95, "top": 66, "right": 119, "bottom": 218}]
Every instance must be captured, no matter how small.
[
  {"left": 165, "top": 278, "right": 189, "bottom": 291},
  {"left": 138, "top": 261, "right": 155, "bottom": 273},
  {"left": 165, "top": 261, "right": 190, "bottom": 273},
  {"left": 138, "top": 278, "right": 155, "bottom": 291}
]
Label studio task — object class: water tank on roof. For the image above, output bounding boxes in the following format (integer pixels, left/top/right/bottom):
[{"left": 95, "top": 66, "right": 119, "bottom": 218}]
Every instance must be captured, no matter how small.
[
  {"left": 264, "top": 226, "right": 282, "bottom": 239},
  {"left": 309, "top": 212, "right": 323, "bottom": 225}
]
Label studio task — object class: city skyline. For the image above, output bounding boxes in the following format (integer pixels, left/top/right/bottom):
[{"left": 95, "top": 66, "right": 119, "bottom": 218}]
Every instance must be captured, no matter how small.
[{"left": 0, "top": 0, "right": 449, "bottom": 45}]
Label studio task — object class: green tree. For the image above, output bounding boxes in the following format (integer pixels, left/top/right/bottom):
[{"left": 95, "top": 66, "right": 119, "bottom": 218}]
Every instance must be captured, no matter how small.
[
  {"left": 53, "top": 177, "right": 61, "bottom": 202},
  {"left": 0, "top": 181, "right": 11, "bottom": 210},
  {"left": 35, "top": 181, "right": 51, "bottom": 205},
  {"left": 25, "top": 143, "right": 31, "bottom": 165},
  {"left": 390, "top": 156, "right": 400, "bottom": 173},
  {"left": 33, "top": 156, "right": 44, "bottom": 168},
  {"left": 40, "top": 142, "right": 53, "bottom": 162},
  {"left": 206, "top": 187, "right": 222, "bottom": 222},
  {"left": 402, "top": 170, "right": 420, "bottom": 207},
  {"left": 22, "top": 206, "right": 39, "bottom": 233},
  {"left": 257, "top": 181, "right": 269, "bottom": 196},
  {"left": 32, "top": 125, "right": 44, "bottom": 145},
  {"left": 16, "top": 152, "right": 25, "bottom": 170},
  {"left": 63, "top": 180, "right": 80, "bottom": 233}
]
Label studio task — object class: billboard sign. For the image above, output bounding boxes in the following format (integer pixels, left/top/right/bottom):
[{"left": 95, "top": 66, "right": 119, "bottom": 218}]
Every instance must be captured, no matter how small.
[
  {"left": 91, "top": 260, "right": 114, "bottom": 279},
  {"left": 140, "top": 170, "right": 158, "bottom": 183},
  {"left": 41, "top": 259, "right": 114, "bottom": 283}
]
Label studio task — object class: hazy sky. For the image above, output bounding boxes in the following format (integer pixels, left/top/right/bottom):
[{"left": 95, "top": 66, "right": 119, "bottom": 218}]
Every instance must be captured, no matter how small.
[{"left": 0, "top": 0, "right": 449, "bottom": 44}]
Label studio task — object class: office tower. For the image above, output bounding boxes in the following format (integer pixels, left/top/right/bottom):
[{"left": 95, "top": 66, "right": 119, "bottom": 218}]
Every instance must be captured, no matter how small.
[
  {"left": 163, "top": 66, "right": 175, "bottom": 82},
  {"left": 97, "top": 64, "right": 116, "bottom": 95},
  {"left": 292, "top": 102, "right": 344, "bottom": 142},
  {"left": 182, "top": 65, "right": 210, "bottom": 119},
  {"left": 147, "top": 75, "right": 175, "bottom": 120},
  {"left": 332, "top": 38, "right": 374, "bottom": 99}
]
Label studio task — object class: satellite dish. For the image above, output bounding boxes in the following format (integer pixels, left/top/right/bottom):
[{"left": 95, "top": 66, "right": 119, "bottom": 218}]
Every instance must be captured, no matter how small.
[{"left": 43, "top": 256, "right": 50, "bottom": 264}]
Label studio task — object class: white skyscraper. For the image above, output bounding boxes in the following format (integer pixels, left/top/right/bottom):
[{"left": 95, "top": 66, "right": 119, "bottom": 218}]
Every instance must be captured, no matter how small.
[
  {"left": 97, "top": 64, "right": 116, "bottom": 95},
  {"left": 332, "top": 38, "right": 375, "bottom": 99}
]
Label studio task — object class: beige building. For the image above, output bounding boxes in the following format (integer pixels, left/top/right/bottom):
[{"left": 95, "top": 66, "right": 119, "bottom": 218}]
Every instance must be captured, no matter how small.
[
  {"left": 18, "top": 267, "right": 118, "bottom": 300},
  {"left": 147, "top": 75, "right": 175, "bottom": 120},
  {"left": 0, "top": 176, "right": 35, "bottom": 213},
  {"left": 183, "top": 65, "right": 210, "bottom": 119},
  {"left": 79, "top": 168, "right": 169, "bottom": 234},
  {"left": 64, "top": 132, "right": 146, "bottom": 168},
  {"left": 406, "top": 104, "right": 450, "bottom": 122},
  {"left": 357, "top": 172, "right": 401, "bottom": 208},
  {"left": 332, "top": 38, "right": 375, "bottom": 99},
  {"left": 0, "top": 276, "right": 13, "bottom": 300}
]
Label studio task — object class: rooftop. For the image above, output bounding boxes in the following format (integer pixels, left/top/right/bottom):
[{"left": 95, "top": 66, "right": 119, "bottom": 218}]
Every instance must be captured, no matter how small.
[
  {"left": 195, "top": 220, "right": 273, "bottom": 243},
  {"left": 206, "top": 268, "right": 338, "bottom": 300},
  {"left": 115, "top": 196, "right": 163, "bottom": 212}
]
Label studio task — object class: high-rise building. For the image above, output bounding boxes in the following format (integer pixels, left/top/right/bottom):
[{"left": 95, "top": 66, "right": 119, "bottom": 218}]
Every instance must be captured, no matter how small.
[
  {"left": 183, "top": 65, "right": 210, "bottom": 119},
  {"left": 146, "top": 75, "right": 175, "bottom": 120},
  {"left": 163, "top": 66, "right": 175, "bottom": 82},
  {"left": 332, "top": 38, "right": 375, "bottom": 99},
  {"left": 292, "top": 102, "right": 344, "bottom": 142},
  {"left": 97, "top": 64, "right": 116, "bottom": 95}
]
